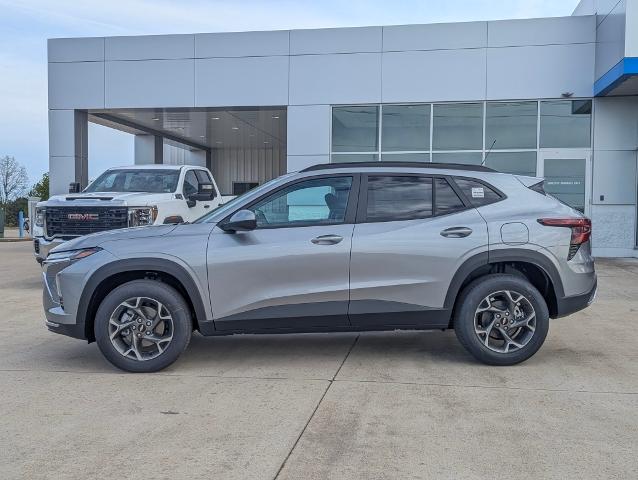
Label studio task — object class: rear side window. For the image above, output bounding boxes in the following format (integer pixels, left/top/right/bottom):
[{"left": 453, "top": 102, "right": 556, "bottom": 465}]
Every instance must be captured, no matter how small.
[
  {"left": 366, "top": 176, "right": 433, "bottom": 221},
  {"left": 453, "top": 178, "right": 502, "bottom": 207},
  {"left": 435, "top": 178, "right": 465, "bottom": 215}
]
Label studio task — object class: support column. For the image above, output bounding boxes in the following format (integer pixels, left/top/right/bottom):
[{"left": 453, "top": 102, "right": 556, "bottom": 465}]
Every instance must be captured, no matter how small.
[
  {"left": 48, "top": 109, "right": 89, "bottom": 195},
  {"left": 134, "top": 134, "right": 163, "bottom": 165}
]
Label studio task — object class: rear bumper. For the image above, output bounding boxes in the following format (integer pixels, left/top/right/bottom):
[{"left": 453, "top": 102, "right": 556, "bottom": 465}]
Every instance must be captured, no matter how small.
[{"left": 555, "top": 278, "right": 597, "bottom": 318}]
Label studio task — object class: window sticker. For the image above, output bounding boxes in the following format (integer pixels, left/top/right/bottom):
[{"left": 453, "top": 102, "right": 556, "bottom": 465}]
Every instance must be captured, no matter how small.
[{"left": 471, "top": 187, "right": 485, "bottom": 198}]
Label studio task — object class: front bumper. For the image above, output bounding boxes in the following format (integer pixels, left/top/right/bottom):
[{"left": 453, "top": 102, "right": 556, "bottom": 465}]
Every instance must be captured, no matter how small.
[
  {"left": 34, "top": 237, "right": 73, "bottom": 263},
  {"left": 555, "top": 277, "right": 597, "bottom": 318}
]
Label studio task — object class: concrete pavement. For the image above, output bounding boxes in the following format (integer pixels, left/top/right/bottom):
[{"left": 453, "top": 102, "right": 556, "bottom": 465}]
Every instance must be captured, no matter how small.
[{"left": 0, "top": 241, "right": 636, "bottom": 479}]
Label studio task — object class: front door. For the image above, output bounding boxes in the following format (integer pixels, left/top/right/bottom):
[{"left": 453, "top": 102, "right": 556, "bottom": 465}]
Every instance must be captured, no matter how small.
[
  {"left": 538, "top": 150, "right": 591, "bottom": 215},
  {"left": 207, "top": 175, "right": 358, "bottom": 331}
]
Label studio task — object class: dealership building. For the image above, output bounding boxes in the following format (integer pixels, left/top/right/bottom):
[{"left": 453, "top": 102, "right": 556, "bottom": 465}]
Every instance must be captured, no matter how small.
[{"left": 47, "top": 0, "right": 638, "bottom": 256}]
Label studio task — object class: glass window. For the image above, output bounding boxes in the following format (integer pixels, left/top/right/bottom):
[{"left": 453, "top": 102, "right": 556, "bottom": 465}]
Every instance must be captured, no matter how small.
[
  {"left": 435, "top": 178, "right": 465, "bottom": 215},
  {"left": 486, "top": 101, "right": 537, "bottom": 149},
  {"left": 183, "top": 170, "right": 199, "bottom": 196},
  {"left": 432, "top": 152, "right": 483, "bottom": 165},
  {"left": 366, "top": 176, "right": 433, "bottom": 222},
  {"left": 540, "top": 100, "right": 592, "bottom": 148},
  {"left": 381, "top": 104, "right": 430, "bottom": 151},
  {"left": 485, "top": 151, "right": 537, "bottom": 177},
  {"left": 84, "top": 169, "right": 180, "bottom": 193},
  {"left": 433, "top": 103, "right": 483, "bottom": 150},
  {"left": 332, "top": 106, "right": 379, "bottom": 152},
  {"left": 332, "top": 154, "right": 378, "bottom": 163},
  {"left": 453, "top": 178, "right": 502, "bottom": 207},
  {"left": 250, "top": 177, "right": 353, "bottom": 227},
  {"left": 381, "top": 153, "right": 430, "bottom": 162},
  {"left": 543, "top": 158, "right": 586, "bottom": 213}
]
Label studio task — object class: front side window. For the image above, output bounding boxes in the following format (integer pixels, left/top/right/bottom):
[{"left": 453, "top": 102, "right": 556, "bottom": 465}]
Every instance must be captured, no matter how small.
[
  {"left": 183, "top": 171, "right": 199, "bottom": 197},
  {"left": 249, "top": 176, "right": 353, "bottom": 228},
  {"left": 366, "top": 176, "right": 433, "bottom": 222}
]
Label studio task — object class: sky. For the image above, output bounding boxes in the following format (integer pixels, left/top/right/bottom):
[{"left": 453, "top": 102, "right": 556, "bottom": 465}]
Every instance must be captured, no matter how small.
[{"left": 0, "top": 0, "right": 580, "bottom": 186}]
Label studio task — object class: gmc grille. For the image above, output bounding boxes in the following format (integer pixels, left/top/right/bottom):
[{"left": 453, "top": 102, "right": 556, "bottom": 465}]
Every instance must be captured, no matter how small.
[{"left": 45, "top": 207, "right": 128, "bottom": 237}]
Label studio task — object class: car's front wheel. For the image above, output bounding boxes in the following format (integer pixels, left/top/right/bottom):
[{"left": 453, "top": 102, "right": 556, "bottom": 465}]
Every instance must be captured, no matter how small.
[
  {"left": 94, "top": 280, "right": 192, "bottom": 372},
  {"left": 454, "top": 274, "right": 549, "bottom": 365}
]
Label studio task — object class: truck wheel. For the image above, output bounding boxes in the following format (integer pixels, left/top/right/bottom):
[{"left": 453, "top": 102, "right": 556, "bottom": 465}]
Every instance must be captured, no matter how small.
[
  {"left": 454, "top": 274, "right": 549, "bottom": 366},
  {"left": 94, "top": 280, "right": 192, "bottom": 373}
]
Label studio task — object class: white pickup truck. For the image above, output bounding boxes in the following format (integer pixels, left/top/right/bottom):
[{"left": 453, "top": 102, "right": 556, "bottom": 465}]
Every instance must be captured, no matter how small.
[{"left": 33, "top": 164, "right": 231, "bottom": 263}]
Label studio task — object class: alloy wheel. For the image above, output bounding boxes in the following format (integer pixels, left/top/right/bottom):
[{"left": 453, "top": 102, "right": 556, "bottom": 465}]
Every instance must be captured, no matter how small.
[
  {"left": 473, "top": 290, "right": 536, "bottom": 354},
  {"left": 108, "top": 296, "right": 174, "bottom": 361}
]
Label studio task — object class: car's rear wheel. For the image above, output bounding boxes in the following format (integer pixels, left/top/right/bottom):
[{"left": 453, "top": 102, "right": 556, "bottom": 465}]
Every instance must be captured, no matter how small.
[
  {"left": 94, "top": 280, "right": 192, "bottom": 373},
  {"left": 454, "top": 274, "right": 549, "bottom": 365}
]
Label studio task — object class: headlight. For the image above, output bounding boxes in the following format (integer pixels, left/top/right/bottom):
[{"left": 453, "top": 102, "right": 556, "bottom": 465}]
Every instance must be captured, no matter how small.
[
  {"left": 35, "top": 207, "right": 45, "bottom": 227},
  {"left": 45, "top": 247, "right": 102, "bottom": 264},
  {"left": 128, "top": 206, "right": 158, "bottom": 227}
]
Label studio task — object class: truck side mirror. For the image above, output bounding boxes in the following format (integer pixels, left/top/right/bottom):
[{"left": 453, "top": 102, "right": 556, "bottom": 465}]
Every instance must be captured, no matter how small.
[
  {"left": 68, "top": 182, "right": 81, "bottom": 194},
  {"left": 186, "top": 182, "right": 216, "bottom": 207}
]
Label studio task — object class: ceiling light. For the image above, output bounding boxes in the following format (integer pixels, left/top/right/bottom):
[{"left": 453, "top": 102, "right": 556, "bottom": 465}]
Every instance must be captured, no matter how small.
[
  {"left": 249, "top": 133, "right": 255, "bottom": 137},
  {"left": 263, "top": 141, "right": 270, "bottom": 144},
  {"left": 199, "top": 135, "right": 205, "bottom": 138},
  {"left": 231, "top": 126, "right": 239, "bottom": 130},
  {"left": 152, "top": 117, "right": 160, "bottom": 121},
  {"left": 272, "top": 115, "right": 279, "bottom": 119},
  {"left": 211, "top": 117, "right": 220, "bottom": 120},
  {"left": 215, "top": 141, "right": 222, "bottom": 144}
]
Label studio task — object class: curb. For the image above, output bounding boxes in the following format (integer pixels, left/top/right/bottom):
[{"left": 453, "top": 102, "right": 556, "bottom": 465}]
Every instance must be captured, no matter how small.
[{"left": 0, "top": 238, "right": 32, "bottom": 243}]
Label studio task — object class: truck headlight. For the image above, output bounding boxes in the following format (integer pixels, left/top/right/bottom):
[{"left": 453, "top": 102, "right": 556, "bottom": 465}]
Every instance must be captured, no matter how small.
[
  {"left": 35, "top": 207, "right": 45, "bottom": 227},
  {"left": 128, "top": 206, "right": 158, "bottom": 227}
]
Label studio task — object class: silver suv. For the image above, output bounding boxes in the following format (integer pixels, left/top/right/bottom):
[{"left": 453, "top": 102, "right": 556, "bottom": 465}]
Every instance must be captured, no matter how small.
[{"left": 42, "top": 162, "right": 597, "bottom": 372}]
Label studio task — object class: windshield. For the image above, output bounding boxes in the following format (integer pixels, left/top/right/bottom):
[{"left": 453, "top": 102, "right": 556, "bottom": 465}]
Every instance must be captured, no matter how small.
[
  {"left": 84, "top": 169, "right": 180, "bottom": 193},
  {"left": 194, "top": 175, "right": 292, "bottom": 223}
]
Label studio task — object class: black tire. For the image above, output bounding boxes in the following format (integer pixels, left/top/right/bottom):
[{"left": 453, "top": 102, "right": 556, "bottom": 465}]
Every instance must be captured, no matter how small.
[
  {"left": 453, "top": 274, "right": 549, "bottom": 366},
  {"left": 94, "top": 280, "right": 192, "bottom": 373}
]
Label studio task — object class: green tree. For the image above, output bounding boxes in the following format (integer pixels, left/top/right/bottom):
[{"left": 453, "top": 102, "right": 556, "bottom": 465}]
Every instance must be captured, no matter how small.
[{"left": 29, "top": 172, "right": 49, "bottom": 201}]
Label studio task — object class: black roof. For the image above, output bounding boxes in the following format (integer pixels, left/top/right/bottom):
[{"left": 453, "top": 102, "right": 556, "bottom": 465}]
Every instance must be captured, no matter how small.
[{"left": 300, "top": 161, "right": 497, "bottom": 173}]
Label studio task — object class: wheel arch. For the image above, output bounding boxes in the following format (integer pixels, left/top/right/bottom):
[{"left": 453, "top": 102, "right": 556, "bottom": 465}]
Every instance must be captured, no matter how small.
[
  {"left": 78, "top": 258, "right": 208, "bottom": 342},
  {"left": 445, "top": 249, "right": 565, "bottom": 325}
]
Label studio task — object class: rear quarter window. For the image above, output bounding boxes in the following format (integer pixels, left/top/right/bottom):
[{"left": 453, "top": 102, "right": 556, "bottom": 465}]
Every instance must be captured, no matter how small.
[{"left": 453, "top": 178, "right": 503, "bottom": 207}]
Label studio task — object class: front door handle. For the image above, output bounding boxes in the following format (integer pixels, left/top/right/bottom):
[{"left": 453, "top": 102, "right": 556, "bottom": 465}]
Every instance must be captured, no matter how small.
[
  {"left": 311, "top": 234, "right": 343, "bottom": 245},
  {"left": 441, "top": 227, "right": 473, "bottom": 238}
]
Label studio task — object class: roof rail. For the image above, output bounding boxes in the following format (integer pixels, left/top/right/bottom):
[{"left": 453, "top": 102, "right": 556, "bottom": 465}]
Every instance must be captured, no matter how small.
[{"left": 300, "top": 161, "right": 497, "bottom": 173}]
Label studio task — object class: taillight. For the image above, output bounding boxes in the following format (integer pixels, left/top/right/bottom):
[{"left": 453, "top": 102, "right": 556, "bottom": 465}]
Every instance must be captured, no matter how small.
[
  {"left": 538, "top": 217, "right": 591, "bottom": 260},
  {"left": 537, "top": 218, "right": 592, "bottom": 260}
]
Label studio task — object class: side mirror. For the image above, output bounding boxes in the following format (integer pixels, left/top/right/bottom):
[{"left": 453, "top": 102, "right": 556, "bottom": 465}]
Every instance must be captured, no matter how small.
[
  {"left": 189, "top": 182, "right": 216, "bottom": 202},
  {"left": 221, "top": 209, "right": 256, "bottom": 232}
]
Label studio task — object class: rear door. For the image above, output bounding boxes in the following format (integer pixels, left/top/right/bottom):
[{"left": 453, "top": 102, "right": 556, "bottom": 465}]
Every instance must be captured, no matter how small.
[{"left": 349, "top": 174, "right": 489, "bottom": 327}]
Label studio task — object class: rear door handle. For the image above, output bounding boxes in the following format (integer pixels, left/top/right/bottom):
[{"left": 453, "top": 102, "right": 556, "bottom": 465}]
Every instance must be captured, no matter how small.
[
  {"left": 311, "top": 234, "right": 343, "bottom": 245},
  {"left": 441, "top": 227, "right": 473, "bottom": 238}
]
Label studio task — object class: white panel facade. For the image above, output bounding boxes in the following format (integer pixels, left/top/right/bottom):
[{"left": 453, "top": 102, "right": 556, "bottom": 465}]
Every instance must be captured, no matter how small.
[
  {"left": 48, "top": 110, "right": 76, "bottom": 157},
  {"left": 287, "top": 155, "right": 329, "bottom": 173},
  {"left": 195, "top": 56, "right": 289, "bottom": 107},
  {"left": 290, "top": 27, "right": 382, "bottom": 54},
  {"left": 289, "top": 53, "right": 382, "bottom": 105},
  {"left": 591, "top": 204, "right": 636, "bottom": 253},
  {"left": 625, "top": 0, "right": 638, "bottom": 56},
  {"left": 592, "top": 150, "right": 637, "bottom": 204},
  {"left": 105, "top": 34, "right": 194, "bottom": 60},
  {"left": 195, "top": 30, "right": 289, "bottom": 58},
  {"left": 383, "top": 22, "right": 487, "bottom": 51},
  {"left": 105, "top": 59, "right": 195, "bottom": 108},
  {"left": 383, "top": 49, "right": 486, "bottom": 102},
  {"left": 593, "top": 97, "right": 638, "bottom": 150},
  {"left": 595, "top": 0, "right": 626, "bottom": 78},
  {"left": 287, "top": 105, "right": 331, "bottom": 156},
  {"left": 48, "top": 62, "right": 104, "bottom": 109},
  {"left": 488, "top": 16, "right": 595, "bottom": 47},
  {"left": 48, "top": 37, "right": 104, "bottom": 62},
  {"left": 486, "top": 43, "right": 595, "bottom": 99},
  {"left": 49, "top": 156, "right": 77, "bottom": 196}
]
